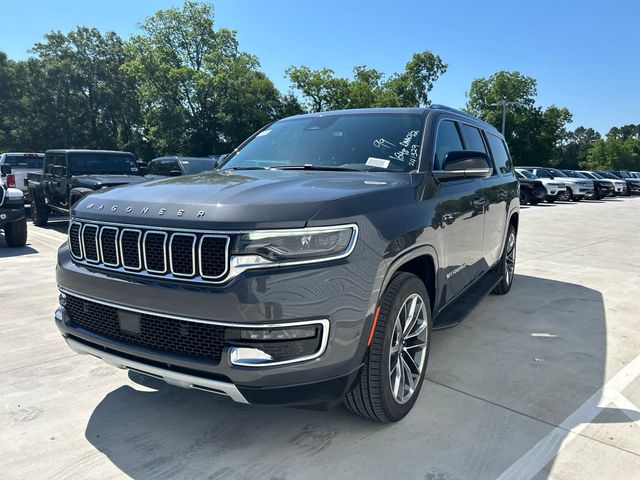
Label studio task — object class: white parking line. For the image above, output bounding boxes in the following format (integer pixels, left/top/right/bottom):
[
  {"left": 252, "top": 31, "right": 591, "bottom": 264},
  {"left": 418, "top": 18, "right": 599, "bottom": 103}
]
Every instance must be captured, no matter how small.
[{"left": 497, "top": 354, "right": 640, "bottom": 480}]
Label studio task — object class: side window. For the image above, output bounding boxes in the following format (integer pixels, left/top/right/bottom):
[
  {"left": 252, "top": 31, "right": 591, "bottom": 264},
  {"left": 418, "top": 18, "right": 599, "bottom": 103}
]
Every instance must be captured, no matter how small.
[
  {"left": 433, "top": 120, "right": 463, "bottom": 170},
  {"left": 461, "top": 124, "right": 487, "bottom": 154},
  {"left": 487, "top": 134, "right": 512, "bottom": 175},
  {"left": 44, "top": 154, "right": 55, "bottom": 174}
]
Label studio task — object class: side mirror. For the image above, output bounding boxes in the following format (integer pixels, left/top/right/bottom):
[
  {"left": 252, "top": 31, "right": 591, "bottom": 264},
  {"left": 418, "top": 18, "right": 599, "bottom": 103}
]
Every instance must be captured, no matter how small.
[
  {"left": 433, "top": 151, "right": 493, "bottom": 180},
  {"left": 0, "top": 164, "right": 11, "bottom": 175},
  {"left": 52, "top": 165, "right": 66, "bottom": 177},
  {"left": 169, "top": 169, "right": 182, "bottom": 177}
]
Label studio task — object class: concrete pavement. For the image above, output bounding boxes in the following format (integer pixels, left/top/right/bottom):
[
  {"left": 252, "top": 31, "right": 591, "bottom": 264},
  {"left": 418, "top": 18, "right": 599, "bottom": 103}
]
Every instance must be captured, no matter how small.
[{"left": 1, "top": 199, "right": 639, "bottom": 479}]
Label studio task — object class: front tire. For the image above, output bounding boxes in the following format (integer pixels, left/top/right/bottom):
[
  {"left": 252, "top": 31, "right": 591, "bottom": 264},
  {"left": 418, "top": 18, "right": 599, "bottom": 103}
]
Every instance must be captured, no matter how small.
[
  {"left": 492, "top": 224, "right": 517, "bottom": 295},
  {"left": 4, "top": 217, "right": 27, "bottom": 247},
  {"left": 344, "top": 272, "right": 431, "bottom": 422}
]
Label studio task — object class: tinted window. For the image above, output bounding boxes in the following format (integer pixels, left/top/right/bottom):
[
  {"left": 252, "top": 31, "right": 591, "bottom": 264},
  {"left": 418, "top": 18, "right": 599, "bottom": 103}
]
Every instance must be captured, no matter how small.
[
  {"left": 222, "top": 114, "right": 425, "bottom": 172},
  {"left": 4, "top": 155, "right": 43, "bottom": 168},
  {"left": 147, "top": 159, "right": 180, "bottom": 176},
  {"left": 68, "top": 153, "right": 139, "bottom": 175},
  {"left": 461, "top": 124, "right": 487, "bottom": 153},
  {"left": 516, "top": 169, "right": 537, "bottom": 179},
  {"left": 433, "top": 120, "right": 463, "bottom": 170},
  {"left": 486, "top": 135, "right": 512, "bottom": 174},
  {"left": 181, "top": 158, "right": 217, "bottom": 175}
]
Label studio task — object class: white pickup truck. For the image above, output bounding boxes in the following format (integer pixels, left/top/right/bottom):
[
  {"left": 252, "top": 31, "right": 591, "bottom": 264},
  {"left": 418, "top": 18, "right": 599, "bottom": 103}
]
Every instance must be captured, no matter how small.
[
  {"left": 0, "top": 152, "right": 44, "bottom": 200},
  {"left": 0, "top": 164, "right": 27, "bottom": 247}
]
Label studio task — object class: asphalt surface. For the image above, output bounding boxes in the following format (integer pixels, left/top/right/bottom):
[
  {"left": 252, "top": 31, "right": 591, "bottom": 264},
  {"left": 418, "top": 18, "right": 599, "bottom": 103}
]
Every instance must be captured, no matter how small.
[{"left": 1, "top": 198, "right": 639, "bottom": 480}]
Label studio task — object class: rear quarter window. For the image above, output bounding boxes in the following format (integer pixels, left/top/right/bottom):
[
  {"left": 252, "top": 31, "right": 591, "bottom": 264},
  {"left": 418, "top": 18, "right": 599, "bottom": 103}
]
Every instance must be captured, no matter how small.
[{"left": 486, "top": 134, "right": 512, "bottom": 175}]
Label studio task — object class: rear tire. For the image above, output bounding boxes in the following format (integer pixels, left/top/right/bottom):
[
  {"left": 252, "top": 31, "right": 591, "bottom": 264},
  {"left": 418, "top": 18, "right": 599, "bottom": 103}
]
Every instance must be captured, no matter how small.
[
  {"left": 519, "top": 190, "right": 529, "bottom": 205},
  {"left": 344, "top": 272, "right": 431, "bottom": 422},
  {"left": 4, "top": 217, "right": 27, "bottom": 247},
  {"left": 492, "top": 224, "right": 517, "bottom": 295},
  {"left": 30, "top": 196, "right": 49, "bottom": 227}
]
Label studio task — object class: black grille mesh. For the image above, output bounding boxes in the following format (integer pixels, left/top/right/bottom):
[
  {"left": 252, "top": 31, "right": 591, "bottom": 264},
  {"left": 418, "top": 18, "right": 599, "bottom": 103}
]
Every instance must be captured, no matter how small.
[
  {"left": 121, "top": 230, "right": 141, "bottom": 269},
  {"left": 100, "top": 228, "right": 118, "bottom": 265},
  {"left": 69, "top": 223, "right": 82, "bottom": 257},
  {"left": 144, "top": 232, "right": 166, "bottom": 272},
  {"left": 82, "top": 226, "right": 99, "bottom": 262},
  {"left": 200, "top": 236, "right": 228, "bottom": 278},
  {"left": 64, "top": 295, "right": 225, "bottom": 362},
  {"left": 170, "top": 234, "right": 195, "bottom": 276}
]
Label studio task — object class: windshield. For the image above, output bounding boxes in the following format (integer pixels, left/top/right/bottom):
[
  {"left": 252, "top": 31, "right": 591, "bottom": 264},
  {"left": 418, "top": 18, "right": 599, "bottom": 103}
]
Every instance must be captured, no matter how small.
[
  {"left": 535, "top": 169, "right": 554, "bottom": 178},
  {"left": 618, "top": 171, "right": 631, "bottom": 178},
  {"left": 4, "top": 155, "right": 43, "bottom": 168},
  {"left": 546, "top": 168, "right": 567, "bottom": 177},
  {"left": 182, "top": 158, "right": 218, "bottom": 175},
  {"left": 564, "top": 170, "right": 588, "bottom": 179},
  {"left": 221, "top": 113, "right": 425, "bottom": 172},
  {"left": 68, "top": 153, "right": 140, "bottom": 176},
  {"left": 583, "top": 171, "right": 602, "bottom": 179},
  {"left": 516, "top": 169, "right": 537, "bottom": 179},
  {"left": 599, "top": 171, "right": 619, "bottom": 179}
]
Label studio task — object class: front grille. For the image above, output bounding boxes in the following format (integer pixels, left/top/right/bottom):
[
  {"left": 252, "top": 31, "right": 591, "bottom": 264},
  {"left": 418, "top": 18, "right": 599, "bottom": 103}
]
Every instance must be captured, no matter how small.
[
  {"left": 68, "top": 221, "right": 230, "bottom": 283},
  {"left": 64, "top": 295, "right": 226, "bottom": 362}
]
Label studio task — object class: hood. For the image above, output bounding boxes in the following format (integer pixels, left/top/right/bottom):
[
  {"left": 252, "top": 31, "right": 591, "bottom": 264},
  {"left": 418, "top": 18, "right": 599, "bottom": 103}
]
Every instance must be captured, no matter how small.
[
  {"left": 72, "top": 169, "right": 413, "bottom": 229},
  {"left": 71, "top": 175, "right": 148, "bottom": 189}
]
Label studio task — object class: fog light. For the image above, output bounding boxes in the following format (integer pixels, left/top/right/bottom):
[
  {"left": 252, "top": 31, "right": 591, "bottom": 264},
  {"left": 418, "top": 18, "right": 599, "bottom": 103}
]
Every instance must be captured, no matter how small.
[{"left": 239, "top": 326, "right": 317, "bottom": 341}]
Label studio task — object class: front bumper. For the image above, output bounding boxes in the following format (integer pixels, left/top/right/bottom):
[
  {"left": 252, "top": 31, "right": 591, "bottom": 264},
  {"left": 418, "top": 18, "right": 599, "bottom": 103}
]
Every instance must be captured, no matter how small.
[{"left": 55, "top": 241, "right": 378, "bottom": 405}]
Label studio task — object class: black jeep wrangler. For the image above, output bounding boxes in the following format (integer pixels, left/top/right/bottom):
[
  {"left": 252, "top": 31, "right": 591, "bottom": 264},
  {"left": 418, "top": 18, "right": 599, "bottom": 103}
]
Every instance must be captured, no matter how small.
[
  {"left": 28, "top": 149, "right": 146, "bottom": 226},
  {"left": 55, "top": 106, "right": 519, "bottom": 422},
  {"left": 1, "top": 164, "right": 27, "bottom": 247}
]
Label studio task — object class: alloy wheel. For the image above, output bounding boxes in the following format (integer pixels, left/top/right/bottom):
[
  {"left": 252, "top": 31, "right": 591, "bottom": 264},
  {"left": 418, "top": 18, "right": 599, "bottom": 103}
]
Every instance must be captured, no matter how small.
[
  {"left": 388, "top": 293, "right": 429, "bottom": 404},
  {"left": 505, "top": 231, "right": 516, "bottom": 285}
]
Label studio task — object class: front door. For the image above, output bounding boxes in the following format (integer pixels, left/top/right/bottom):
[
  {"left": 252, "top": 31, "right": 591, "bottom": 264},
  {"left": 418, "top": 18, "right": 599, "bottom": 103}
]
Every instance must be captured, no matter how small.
[{"left": 433, "top": 119, "right": 485, "bottom": 305}]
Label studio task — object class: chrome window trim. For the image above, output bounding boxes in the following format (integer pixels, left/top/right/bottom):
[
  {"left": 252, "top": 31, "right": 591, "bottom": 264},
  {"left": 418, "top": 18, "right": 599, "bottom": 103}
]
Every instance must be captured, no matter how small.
[
  {"left": 119, "top": 228, "right": 142, "bottom": 270},
  {"left": 58, "top": 287, "right": 330, "bottom": 368},
  {"left": 81, "top": 224, "right": 100, "bottom": 263},
  {"left": 168, "top": 232, "right": 197, "bottom": 277},
  {"left": 142, "top": 230, "right": 168, "bottom": 274},
  {"left": 68, "top": 221, "right": 84, "bottom": 260},
  {"left": 99, "top": 226, "right": 120, "bottom": 267},
  {"left": 198, "top": 234, "right": 231, "bottom": 280}
]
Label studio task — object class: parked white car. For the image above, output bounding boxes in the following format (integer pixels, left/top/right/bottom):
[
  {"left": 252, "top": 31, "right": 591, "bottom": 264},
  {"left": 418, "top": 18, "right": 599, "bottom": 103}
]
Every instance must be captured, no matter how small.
[
  {"left": 520, "top": 167, "right": 594, "bottom": 201},
  {"left": 578, "top": 170, "right": 626, "bottom": 196},
  {"left": 515, "top": 168, "right": 566, "bottom": 202},
  {"left": 0, "top": 152, "right": 44, "bottom": 199}
]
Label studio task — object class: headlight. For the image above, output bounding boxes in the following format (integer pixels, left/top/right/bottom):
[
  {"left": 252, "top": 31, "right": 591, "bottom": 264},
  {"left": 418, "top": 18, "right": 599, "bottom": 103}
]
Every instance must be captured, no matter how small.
[{"left": 233, "top": 225, "right": 357, "bottom": 264}]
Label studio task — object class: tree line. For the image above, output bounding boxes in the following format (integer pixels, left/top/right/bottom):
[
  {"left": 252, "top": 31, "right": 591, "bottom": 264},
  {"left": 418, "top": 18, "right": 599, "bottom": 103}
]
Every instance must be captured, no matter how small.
[{"left": 0, "top": 1, "right": 637, "bottom": 171}]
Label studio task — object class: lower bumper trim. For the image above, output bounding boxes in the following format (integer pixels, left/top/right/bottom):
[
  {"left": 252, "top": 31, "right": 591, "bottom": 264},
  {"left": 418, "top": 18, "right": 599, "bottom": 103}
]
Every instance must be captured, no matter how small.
[{"left": 65, "top": 337, "right": 249, "bottom": 404}]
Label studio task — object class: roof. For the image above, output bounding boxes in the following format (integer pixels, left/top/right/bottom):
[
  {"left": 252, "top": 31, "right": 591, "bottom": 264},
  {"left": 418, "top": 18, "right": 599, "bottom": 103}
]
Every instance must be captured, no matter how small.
[
  {"left": 1, "top": 152, "right": 44, "bottom": 156},
  {"left": 44, "top": 149, "right": 134, "bottom": 155},
  {"left": 281, "top": 105, "right": 499, "bottom": 133}
]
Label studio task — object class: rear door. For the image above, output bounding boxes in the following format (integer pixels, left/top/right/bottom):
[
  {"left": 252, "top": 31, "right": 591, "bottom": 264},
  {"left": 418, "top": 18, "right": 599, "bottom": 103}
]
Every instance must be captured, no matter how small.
[
  {"left": 50, "top": 153, "right": 70, "bottom": 208},
  {"left": 482, "top": 133, "right": 515, "bottom": 266},
  {"left": 433, "top": 119, "right": 485, "bottom": 304}
]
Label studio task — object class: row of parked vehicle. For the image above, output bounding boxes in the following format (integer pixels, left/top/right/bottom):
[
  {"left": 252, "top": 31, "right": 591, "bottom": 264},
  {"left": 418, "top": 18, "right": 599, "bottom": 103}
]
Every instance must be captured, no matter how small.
[
  {"left": 1, "top": 149, "right": 639, "bottom": 243},
  {"left": 0, "top": 150, "right": 225, "bottom": 227},
  {"left": 514, "top": 165, "right": 640, "bottom": 205}
]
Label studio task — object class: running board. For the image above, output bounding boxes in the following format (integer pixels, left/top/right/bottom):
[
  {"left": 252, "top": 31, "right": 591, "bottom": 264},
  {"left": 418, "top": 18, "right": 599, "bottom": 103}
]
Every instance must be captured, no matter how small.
[{"left": 432, "top": 269, "right": 502, "bottom": 330}]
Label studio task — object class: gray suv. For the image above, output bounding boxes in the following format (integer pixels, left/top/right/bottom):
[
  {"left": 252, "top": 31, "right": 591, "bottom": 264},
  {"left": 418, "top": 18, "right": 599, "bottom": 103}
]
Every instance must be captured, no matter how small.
[{"left": 54, "top": 106, "right": 519, "bottom": 421}]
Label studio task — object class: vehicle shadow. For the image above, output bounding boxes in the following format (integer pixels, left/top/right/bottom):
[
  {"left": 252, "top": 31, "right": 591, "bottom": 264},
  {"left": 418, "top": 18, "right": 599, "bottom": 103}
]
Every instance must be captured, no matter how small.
[
  {"left": 27, "top": 215, "right": 70, "bottom": 234},
  {"left": 0, "top": 236, "right": 39, "bottom": 256},
  {"left": 82, "top": 274, "right": 616, "bottom": 479}
]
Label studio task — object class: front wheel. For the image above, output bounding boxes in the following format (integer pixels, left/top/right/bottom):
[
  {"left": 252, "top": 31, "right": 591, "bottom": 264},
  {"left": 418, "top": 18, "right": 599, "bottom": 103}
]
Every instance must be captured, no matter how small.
[
  {"left": 30, "top": 195, "right": 49, "bottom": 227},
  {"left": 492, "top": 224, "right": 517, "bottom": 295},
  {"left": 565, "top": 187, "right": 574, "bottom": 201},
  {"left": 4, "top": 217, "right": 27, "bottom": 247},
  {"left": 344, "top": 272, "right": 431, "bottom": 422}
]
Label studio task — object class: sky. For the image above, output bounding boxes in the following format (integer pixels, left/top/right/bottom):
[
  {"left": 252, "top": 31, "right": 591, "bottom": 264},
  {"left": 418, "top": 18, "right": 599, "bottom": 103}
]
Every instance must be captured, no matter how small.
[{"left": 1, "top": 0, "right": 638, "bottom": 134}]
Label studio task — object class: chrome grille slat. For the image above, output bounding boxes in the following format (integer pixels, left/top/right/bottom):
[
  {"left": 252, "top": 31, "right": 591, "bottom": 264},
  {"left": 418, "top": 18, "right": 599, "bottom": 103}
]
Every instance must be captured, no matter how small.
[
  {"left": 169, "top": 233, "right": 197, "bottom": 277},
  {"left": 81, "top": 224, "right": 100, "bottom": 263},
  {"left": 69, "top": 221, "right": 230, "bottom": 284}
]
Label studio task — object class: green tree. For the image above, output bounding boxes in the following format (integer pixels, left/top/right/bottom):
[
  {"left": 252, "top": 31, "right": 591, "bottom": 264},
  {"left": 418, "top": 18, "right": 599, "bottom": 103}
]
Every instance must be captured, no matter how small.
[
  {"left": 124, "top": 0, "right": 285, "bottom": 155},
  {"left": 557, "top": 126, "right": 601, "bottom": 168},
  {"left": 465, "top": 71, "right": 572, "bottom": 166},
  {"left": 286, "top": 51, "right": 447, "bottom": 112}
]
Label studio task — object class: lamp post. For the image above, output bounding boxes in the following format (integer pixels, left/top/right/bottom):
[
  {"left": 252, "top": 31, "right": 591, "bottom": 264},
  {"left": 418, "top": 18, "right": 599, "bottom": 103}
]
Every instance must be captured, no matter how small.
[{"left": 489, "top": 98, "right": 527, "bottom": 135}]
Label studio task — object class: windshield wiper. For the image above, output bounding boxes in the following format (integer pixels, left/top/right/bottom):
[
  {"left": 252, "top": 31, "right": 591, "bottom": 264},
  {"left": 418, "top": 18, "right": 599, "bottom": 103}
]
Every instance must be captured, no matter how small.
[
  {"left": 223, "top": 166, "right": 270, "bottom": 171},
  {"left": 270, "top": 164, "right": 360, "bottom": 172}
]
